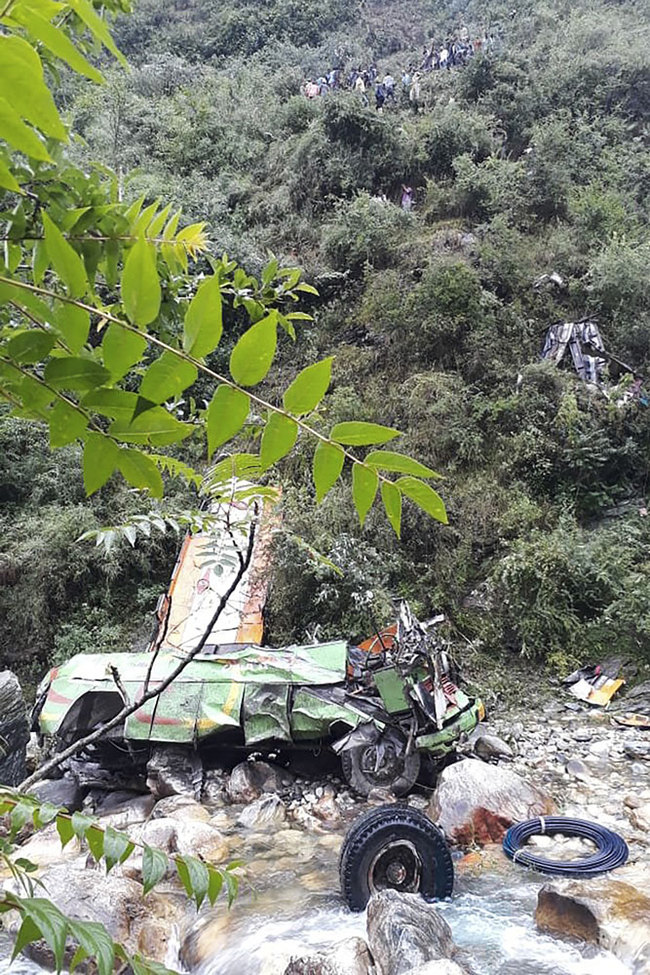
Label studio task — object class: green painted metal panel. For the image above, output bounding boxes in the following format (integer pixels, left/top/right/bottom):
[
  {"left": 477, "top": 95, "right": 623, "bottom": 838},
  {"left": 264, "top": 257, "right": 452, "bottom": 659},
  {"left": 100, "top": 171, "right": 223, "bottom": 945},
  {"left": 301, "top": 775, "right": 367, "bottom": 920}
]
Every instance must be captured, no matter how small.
[
  {"left": 415, "top": 702, "right": 481, "bottom": 754},
  {"left": 374, "top": 667, "right": 411, "bottom": 714},
  {"left": 243, "top": 684, "right": 291, "bottom": 744},
  {"left": 125, "top": 680, "right": 244, "bottom": 742},
  {"left": 290, "top": 688, "right": 358, "bottom": 739}
]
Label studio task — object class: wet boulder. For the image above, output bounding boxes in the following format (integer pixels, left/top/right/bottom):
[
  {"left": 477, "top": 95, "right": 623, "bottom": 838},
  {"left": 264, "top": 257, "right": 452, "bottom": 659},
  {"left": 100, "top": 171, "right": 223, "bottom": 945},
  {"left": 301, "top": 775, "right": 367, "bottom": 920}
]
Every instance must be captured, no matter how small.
[
  {"left": 30, "top": 775, "right": 85, "bottom": 812},
  {"left": 152, "top": 794, "right": 211, "bottom": 822},
  {"left": 146, "top": 744, "right": 203, "bottom": 800},
  {"left": 237, "top": 794, "right": 286, "bottom": 830},
  {"left": 284, "top": 937, "right": 373, "bottom": 974},
  {"left": 366, "top": 890, "right": 459, "bottom": 975},
  {"left": 0, "top": 670, "right": 29, "bottom": 786},
  {"left": 536, "top": 880, "right": 650, "bottom": 971},
  {"left": 226, "top": 760, "right": 294, "bottom": 803},
  {"left": 427, "top": 759, "right": 555, "bottom": 846},
  {"left": 94, "top": 793, "right": 155, "bottom": 829},
  {"left": 174, "top": 819, "right": 228, "bottom": 863}
]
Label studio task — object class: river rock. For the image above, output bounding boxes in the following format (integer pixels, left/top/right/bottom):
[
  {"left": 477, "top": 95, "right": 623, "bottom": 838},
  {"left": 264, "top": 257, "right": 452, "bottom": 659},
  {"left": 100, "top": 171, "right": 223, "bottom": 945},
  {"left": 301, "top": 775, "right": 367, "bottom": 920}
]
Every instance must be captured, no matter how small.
[
  {"left": 227, "top": 760, "right": 295, "bottom": 803},
  {"left": 624, "top": 742, "right": 650, "bottom": 762},
  {"left": 284, "top": 937, "right": 373, "bottom": 974},
  {"left": 202, "top": 768, "right": 228, "bottom": 805},
  {"left": 366, "top": 890, "right": 457, "bottom": 975},
  {"left": 238, "top": 794, "right": 286, "bottom": 829},
  {"left": 312, "top": 794, "right": 342, "bottom": 826},
  {"left": 427, "top": 759, "right": 555, "bottom": 846},
  {"left": 153, "top": 794, "right": 211, "bottom": 822},
  {"left": 565, "top": 759, "right": 591, "bottom": 782},
  {"left": 405, "top": 963, "right": 468, "bottom": 975},
  {"left": 146, "top": 744, "right": 203, "bottom": 800},
  {"left": 13, "top": 820, "right": 81, "bottom": 870},
  {"left": 629, "top": 802, "right": 650, "bottom": 833},
  {"left": 174, "top": 819, "right": 228, "bottom": 862},
  {"left": 96, "top": 793, "right": 155, "bottom": 829},
  {"left": 140, "top": 817, "right": 178, "bottom": 856},
  {"left": 536, "top": 879, "right": 650, "bottom": 971},
  {"left": 30, "top": 774, "right": 85, "bottom": 812}
]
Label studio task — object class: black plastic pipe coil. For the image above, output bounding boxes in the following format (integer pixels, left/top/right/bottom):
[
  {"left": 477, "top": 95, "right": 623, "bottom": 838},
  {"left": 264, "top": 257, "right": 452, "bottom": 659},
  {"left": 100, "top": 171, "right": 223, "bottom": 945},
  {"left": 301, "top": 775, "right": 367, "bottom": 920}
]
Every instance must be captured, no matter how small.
[{"left": 503, "top": 816, "right": 629, "bottom": 877}]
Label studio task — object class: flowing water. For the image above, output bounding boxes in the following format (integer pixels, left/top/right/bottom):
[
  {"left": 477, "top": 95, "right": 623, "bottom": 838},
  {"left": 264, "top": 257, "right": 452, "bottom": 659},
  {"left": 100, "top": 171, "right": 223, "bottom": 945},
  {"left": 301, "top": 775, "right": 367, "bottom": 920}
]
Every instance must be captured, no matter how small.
[{"left": 170, "top": 818, "right": 633, "bottom": 975}]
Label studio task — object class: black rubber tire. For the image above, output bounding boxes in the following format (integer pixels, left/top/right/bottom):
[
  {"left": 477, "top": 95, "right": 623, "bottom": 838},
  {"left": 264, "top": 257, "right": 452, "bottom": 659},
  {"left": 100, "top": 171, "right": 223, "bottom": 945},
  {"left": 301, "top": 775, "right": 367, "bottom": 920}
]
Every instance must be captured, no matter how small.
[
  {"left": 339, "top": 804, "right": 454, "bottom": 911},
  {"left": 340, "top": 728, "right": 421, "bottom": 798}
]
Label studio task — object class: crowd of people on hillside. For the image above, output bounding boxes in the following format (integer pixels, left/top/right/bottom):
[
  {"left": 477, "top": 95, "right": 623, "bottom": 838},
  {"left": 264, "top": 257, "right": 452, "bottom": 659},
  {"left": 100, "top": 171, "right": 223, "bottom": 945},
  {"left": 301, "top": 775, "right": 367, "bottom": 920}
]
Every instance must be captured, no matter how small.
[{"left": 301, "top": 28, "right": 500, "bottom": 110}]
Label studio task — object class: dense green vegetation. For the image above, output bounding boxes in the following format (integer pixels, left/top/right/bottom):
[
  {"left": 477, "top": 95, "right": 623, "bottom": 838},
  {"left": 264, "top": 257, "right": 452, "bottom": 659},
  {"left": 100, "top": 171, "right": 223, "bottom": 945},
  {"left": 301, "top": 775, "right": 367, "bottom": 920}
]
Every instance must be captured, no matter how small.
[{"left": 2, "top": 0, "right": 649, "bottom": 685}]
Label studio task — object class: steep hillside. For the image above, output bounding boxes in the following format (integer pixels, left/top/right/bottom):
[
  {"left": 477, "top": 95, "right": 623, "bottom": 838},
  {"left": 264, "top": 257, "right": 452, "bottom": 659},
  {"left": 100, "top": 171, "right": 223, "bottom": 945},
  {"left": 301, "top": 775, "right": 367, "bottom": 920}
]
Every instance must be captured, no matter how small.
[{"left": 2, "top": 0, "right": 649, "bottom": 684}]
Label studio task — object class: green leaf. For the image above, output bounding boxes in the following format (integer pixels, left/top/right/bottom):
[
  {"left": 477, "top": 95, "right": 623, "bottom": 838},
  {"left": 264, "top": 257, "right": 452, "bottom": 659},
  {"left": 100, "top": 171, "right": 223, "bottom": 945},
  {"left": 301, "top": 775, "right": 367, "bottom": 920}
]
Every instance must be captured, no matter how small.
[
  {"left": 11, "top": 916, "right": 43, "bottom": 963},
  {"left": 67, "top": 919, "right": 114, "bottom": 975},
  {"left": 175, "top": 854, "right": 210, "bottom": 909},
  {"left": 365, "top": 451, "right": 440, "bottom": 479},
  {"left": 352, "top": 463, "right": 378, "bottom": 527},
  {"left": 82, "top": 388, "right": 138, "bottom": 421},
  {"left": 54, "top": 306, "right": 90, "bottom": 354},
  {"left": 396, "top": 477, "right": 448, "bottom": 524},
  {"left": 20, "top": 898, "right": 67, "bottom": 970},
  {"left": 0, "top": 36, "right": 66, "bottom": 140},
  {"left": 102, "top": 325, "right": 147, "bottom": 380},
  {"left": 207, "top": 867, "right": 224, "bottom": 905},
  {"left": 83, "top": 432, "right": 119, "bottom": 495},
  {"left": 312, "top": 441, "right": 344, "bottom": 502},
  {"left": 56, "top": 814, "right": 74, "bottom": 848},
  {"left": 183, "top": 274, "right": 223, "bottom": 358},
  {"left": 117, "top": 448, "right": 164, "bottom": 497},
  {"left": 142, "top": 845, "right": 168, "bottom": 896},
  {"left": 5, "top": 330, "right": 55, "bottom": 364},
  {"left": 381, "top": 481, "right": 402, "bottom": 538},
  {"left": 12, "top": 9, "right": 104, "bottom": 83},
  {"left": 0, "top": 157, "right": 21, "bottom": 193},
  {"left": 224, "top": 868, "right": 239, "bottom": 907},
  {"left": 9, "top": 800, "right": 33, "bottom": 838},
  {"left": 103, "top": 827, "right": 134, "bottom": 873},
  {"left": 69, "top": 944, "right": 89, "bottom": 974},
  {"left": 44, "top": 356, "right": 109, "bottom": 392},
  {"left": 48, "top": 399, "right": 88, "bottom": 448},
  {"left": 110, "top": 409, "right": 193, "bottom": 447},
  {"left": 260, "top": 412, "right": 297, "bottom": 470},
  {"left": 67, "top": 0, "right": 126, "bottom": 64},
  {"left": 330, "top": 421, "right": 401, "bottom": 446},
  {"left": 85, "top": 826, "right": 105, "bottom": 862},
  {"left": 122, "top": 238, "right": 161, "bottom": 327},
  {"left": 33, "top": 802, "right": 59, "bottom": 828},
  {"left": 207, "top": 385, "right": 250, "bottom": 459},
  {"left": 0, "top": 95, "right": 51, "bottom": 161},
  {"left": 42, "top": 212, "right": 88, "bottom": 298},
  {"left": 229, "top": 313, "right": 277, "bottom": 387},
  {"left": 283, "top": 357, "right": 333, "bottom": 414},
  {"left": 139, "top": 351, "right": 198, "bottom": 404}
]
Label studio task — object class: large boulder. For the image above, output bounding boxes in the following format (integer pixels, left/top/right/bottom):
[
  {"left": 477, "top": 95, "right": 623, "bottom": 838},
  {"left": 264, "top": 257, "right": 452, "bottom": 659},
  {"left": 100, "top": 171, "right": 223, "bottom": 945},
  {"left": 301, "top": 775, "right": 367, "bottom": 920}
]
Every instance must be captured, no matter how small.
[
  {"left": 427, "top": 759, "right": 555, "bottom": 846},
  {"left": 30, "top": 775, "right": 86, "bottom": 812},
  {"left": 366, "top": 890, "right": 459, "bottom": 975},
  {"left": 0, "top": 671, "right": 29, "bottom": 786},
  {"left": 536, "top": 880, "right": 650, "bottom": 971},
  {"left": 284, "top": 938, "right": 373, "bottom": 974},
  {"left": 226, "top": 760, "right": 295, "bottom": 803},
  {"left": 146, "top": 744, "right": 203, "bottom": 800}
]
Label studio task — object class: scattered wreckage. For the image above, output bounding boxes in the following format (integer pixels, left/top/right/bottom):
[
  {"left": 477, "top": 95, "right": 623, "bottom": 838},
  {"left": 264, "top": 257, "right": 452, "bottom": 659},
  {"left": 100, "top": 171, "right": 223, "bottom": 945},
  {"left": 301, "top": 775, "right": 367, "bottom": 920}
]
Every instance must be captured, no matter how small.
[{"left": 32, "top": 493, "right": 484, "bottom": 798}]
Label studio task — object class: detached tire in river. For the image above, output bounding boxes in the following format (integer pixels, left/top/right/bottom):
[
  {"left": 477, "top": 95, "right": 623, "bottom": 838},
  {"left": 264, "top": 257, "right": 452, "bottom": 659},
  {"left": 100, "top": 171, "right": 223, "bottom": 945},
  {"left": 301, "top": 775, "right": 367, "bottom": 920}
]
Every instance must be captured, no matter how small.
[
  {"left": 341, "top": 728, "right": 421, "bottom": 797},
  {"left": 340, "top": 804, "right": 454, "bottom": 911}
]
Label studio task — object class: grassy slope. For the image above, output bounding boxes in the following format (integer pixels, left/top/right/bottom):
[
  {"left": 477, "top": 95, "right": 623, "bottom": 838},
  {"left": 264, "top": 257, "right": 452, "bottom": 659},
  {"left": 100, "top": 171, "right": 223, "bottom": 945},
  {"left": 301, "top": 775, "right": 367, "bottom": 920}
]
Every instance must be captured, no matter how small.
[{"left": 3, "top": 0, "right": 649, "bottom": 686}]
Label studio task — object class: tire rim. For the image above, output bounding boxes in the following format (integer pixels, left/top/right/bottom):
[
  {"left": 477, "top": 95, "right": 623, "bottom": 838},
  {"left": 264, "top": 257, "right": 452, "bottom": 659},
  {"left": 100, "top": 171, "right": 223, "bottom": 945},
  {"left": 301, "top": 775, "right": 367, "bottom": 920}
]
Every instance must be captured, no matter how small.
[
  {"left": 368, "top": 839, "right": 422, "bottom": 895},
  {"left": 360, "top": 741, "right": 402, "bottom": 785}
]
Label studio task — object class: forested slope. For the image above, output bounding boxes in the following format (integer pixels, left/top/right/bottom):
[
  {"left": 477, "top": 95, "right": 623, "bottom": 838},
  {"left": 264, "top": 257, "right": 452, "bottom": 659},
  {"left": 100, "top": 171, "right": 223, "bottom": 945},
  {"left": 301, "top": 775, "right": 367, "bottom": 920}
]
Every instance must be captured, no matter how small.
[{"left": 2, "top": 0, "right": 649, "bottom": 685}]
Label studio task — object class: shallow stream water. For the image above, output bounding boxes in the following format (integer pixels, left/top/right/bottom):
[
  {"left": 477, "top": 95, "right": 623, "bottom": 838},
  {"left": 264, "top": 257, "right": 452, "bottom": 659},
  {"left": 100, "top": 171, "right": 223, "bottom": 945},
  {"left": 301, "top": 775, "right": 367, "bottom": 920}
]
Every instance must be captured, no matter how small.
[{"left": 1, "top": 701, "right": 647, "bottom": 974}]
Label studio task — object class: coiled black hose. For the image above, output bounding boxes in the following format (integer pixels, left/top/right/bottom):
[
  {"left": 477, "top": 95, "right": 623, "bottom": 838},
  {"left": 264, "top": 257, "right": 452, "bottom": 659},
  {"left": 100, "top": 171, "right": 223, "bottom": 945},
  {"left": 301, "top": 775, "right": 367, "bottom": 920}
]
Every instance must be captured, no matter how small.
[{"left": 503, "top": 816, "right": 629, "bottom": 877}]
